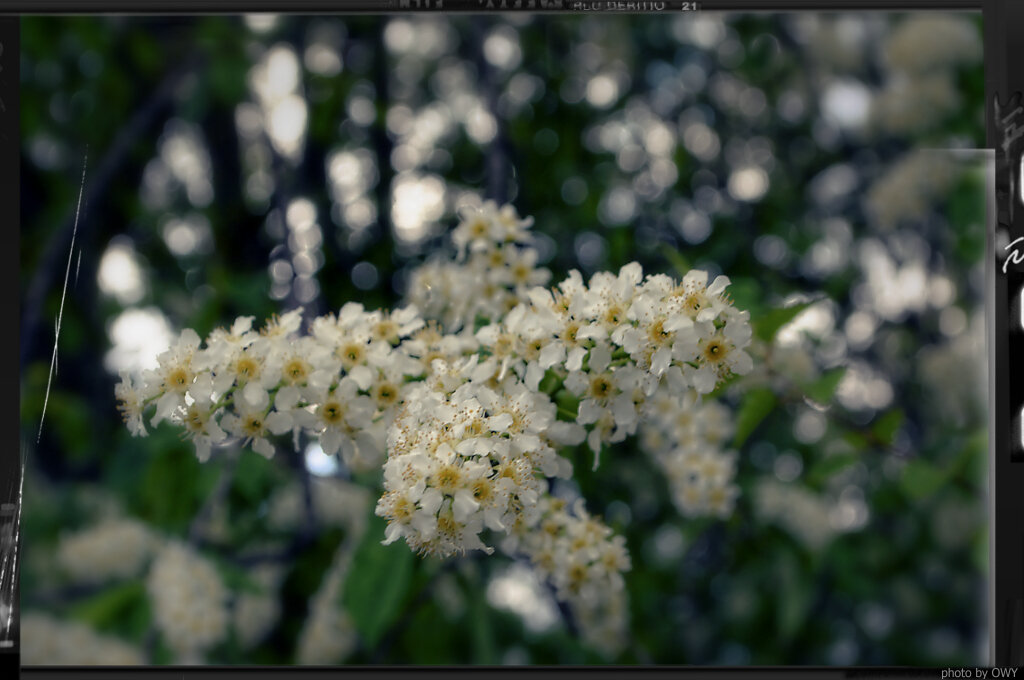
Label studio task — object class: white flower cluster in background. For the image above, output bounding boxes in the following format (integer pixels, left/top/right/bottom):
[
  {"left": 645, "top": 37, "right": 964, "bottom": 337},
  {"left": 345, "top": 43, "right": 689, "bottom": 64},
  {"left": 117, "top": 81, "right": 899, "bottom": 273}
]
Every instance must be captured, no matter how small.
[
  {"left": 233, "top": 564, "right": 286, "bottom": 649},
  {"left": 296, "top": 543, "right": 359, "bottom": 664},
  {"left": 754, "top": 479, "right": 841, "bottom": 550},
  {"left": 640, "top": 388, "right": 740, "bottom": 518},
  {"left": 740, "top": 338, "right": 821, "bottom": 395},
  {"left": 21, "top": 612, "right": 146, "bottom": 665},
  {"left": 406, "top": 200, "right": 551, "bottom": 332},
  {"left": 146, "top": 541, "right": 230, "bottom": 662},
  {"left": 268, "top": 476, "right": 371, "bottom": 534},
  {"left": 863, "top": 151, "right": 958, "bottom": 230},
  {"left": 870, "top": 15, "right": 980, "bottom": 136},
  {"left": 881, "top": 14, "right": 982, "bottom": 76},
  {"left": 917, "top": 309, "right": 986, "bottom": 428},
  {"left": 55, "top": 517, "right": 154, "bottom": 584},
  {"left": 502, "top": 495, "right": 631, "bottom": 656},
  {"left": 803, "top": 16, "right": 866, "bottom": 73}
]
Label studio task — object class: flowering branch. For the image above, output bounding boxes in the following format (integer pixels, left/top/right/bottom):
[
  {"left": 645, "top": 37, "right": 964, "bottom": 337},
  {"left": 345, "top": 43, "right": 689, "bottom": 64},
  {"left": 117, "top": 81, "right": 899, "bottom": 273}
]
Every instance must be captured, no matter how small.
[{"left": 115, "top": 199, "right": 757, "bottom": 655}]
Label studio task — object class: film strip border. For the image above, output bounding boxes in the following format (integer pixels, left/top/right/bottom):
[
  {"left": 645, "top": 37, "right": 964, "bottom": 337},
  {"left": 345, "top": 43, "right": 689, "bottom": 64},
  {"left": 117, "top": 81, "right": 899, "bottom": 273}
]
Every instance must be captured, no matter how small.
[
  {"left": 986, "top": 0, "right": 1024, "bottom": 667},
  {"left": 0, "top": 0, "right": 990, "bottom": 14},
  {"left": 0, "top": 11, "right": 17, "bottom": 680},
  {"left": 0, "top": 0, "right": 1016, "bottom": 675}
]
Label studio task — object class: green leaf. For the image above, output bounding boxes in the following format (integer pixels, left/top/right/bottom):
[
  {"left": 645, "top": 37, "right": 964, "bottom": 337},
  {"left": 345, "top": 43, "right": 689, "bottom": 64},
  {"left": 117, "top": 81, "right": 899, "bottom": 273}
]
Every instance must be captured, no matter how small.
[
  {"left": 732, "top": 388, "right": 777, "bottom": 448},
  {"left": 842, "top": 430, "right": 870, "bottom": 449},
  {"left": 340, "top": 512, "right": 415, "bottom": 649},
  {"left": 871, "top": 409, "right": 905, "bottom": 446},
  {"left": 804, "top": 367, "right": 847, "bottom": 405},
  {"left": 753, "top": 301, "right": 815, "bottom": 343},
  {"left": 807, "top": 453, "right": 860, "bottom": 486},
  {"left": 68, "top": 580, "right": 149, "bottom": 634},
  {"left": 900, "top": 459, "right": 947, "bottom": 501}
]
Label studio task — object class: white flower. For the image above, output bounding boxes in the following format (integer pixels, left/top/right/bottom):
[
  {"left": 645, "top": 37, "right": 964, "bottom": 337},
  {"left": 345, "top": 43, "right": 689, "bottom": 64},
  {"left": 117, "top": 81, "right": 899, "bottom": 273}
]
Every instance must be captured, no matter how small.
[
  {"left": 375, "top": 472, "right": 443, "bottom": 547},
  {"left": 197, "top": 316, "right": 258, "bottom": 372},
  {"left": 297, "top": 378, "right": 376, "bottom": 466},
  {"left": 580, "top": 262, "right": 643, "bottom": 337},
  {"left": 115, "top": 370, "right": 148, "bottom": 436},
  {"left": 260, "top": 307, "right": 304, "bottom": 339},
  {"left": 452, "top": 200, "right": 534, "bottom": 257},
  {"left": 221, "top": 383, "right": 291, "bottom": 458},
  {"left": 180, "top": 373, "right": 228, "bottom": 461},
  {"left": 146, "top": 328, "right": 202, "bottom": 426}
]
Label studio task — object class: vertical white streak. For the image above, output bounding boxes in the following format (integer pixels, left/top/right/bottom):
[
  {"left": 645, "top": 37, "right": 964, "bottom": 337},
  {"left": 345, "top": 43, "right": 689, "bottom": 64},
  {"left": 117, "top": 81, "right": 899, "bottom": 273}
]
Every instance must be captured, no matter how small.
[
  {"left": 38, "top": 153, "right": 87, "bottom": 443},
  {"left": 0, "top": 455, "right": 21, "bottom": 647}
]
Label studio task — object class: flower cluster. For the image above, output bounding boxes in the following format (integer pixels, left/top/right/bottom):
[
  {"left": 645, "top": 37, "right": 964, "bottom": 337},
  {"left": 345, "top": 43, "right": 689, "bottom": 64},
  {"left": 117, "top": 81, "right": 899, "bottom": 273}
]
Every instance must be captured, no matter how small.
[
  {"left": 871, "top": 15, "right": 980, "bottom": 136},
  {"left": 116, "top": 300, "right": 427, "bottom": 472},
  {"left": 233, "top": 565, "right": 285, "bottom": 649},
  {"left": 296, "top": 542, "right": 358, "bottom": 664},
  {"left": 864, "top": 151, "right": 958, "bottom": 231},
  {"left": 740, "top": 337, "right": 821, "bottom": 395},
  {"left": 916, "top": 310, "right": 986, "bottom": 428},
  {"left": 268, "top": 476, "right": 371, "bottom": 534},
  {"left": 146, "top": 541, "right": 230, "bottom": 663},
  {"left": 377, "top": 256, "right": 753, "bottom": 556},
  {"left": 882, "top": 14, "right": 982, "bottom": 75},
  {"left": 56, "top": 517, "right": 154, "bottom": 584},
  {"left": 502, "top": 495, "right": 631, "bottom": 655},
  {"left": 376, "top": 361, "right": 578, "bottom": 557},
  {"left": 754, "top": 479, "right": 839, "bottom": 550},
  {"left": 117, "top": 199, "right": 758, "bottom": 657},
  {"left": 21, "top": 612, "right": 146, "bottom": 665},
  {"left": 639, "top": 388, "right": 740, "bottom": 518},
  {"left": 406, "top": 200, "right": 550, "bottom": 331}
]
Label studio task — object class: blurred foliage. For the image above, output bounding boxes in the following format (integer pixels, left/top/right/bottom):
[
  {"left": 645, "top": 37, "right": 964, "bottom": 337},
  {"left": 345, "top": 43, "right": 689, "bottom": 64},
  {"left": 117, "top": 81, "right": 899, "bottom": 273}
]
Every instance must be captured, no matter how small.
[{"left": 19, "top": 12, "right": 987, "bottom": 666}]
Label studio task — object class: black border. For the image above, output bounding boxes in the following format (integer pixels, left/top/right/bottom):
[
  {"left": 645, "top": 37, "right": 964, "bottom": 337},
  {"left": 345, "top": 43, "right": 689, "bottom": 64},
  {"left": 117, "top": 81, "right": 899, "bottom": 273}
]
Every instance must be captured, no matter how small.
[
  {"left": 0, "top": 0, "right": 988, "bottom": 14},
  {"left": 8, "top": 0, "right": 1020, "bottom": 677},
  {"left": 984, "top": 0, "right": 1024, "bottom": 668},
  {"left": 12, "top": 667, "right": 954, "bottom": 678},
  {"left": 0, "top": 12, "right": 18, "bottom": 680}
]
